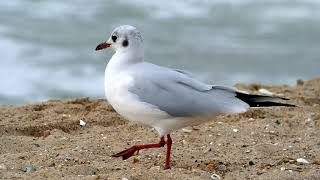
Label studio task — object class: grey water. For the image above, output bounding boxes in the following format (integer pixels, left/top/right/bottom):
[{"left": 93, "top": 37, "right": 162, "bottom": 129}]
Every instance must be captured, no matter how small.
[{"left": 0, "top": 0, "right": 319, "bottom": 105}]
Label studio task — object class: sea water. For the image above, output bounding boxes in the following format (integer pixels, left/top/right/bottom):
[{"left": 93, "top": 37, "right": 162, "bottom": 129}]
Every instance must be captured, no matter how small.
[{"left": 0, "top": 0, "right": 319, "bottom": 104}]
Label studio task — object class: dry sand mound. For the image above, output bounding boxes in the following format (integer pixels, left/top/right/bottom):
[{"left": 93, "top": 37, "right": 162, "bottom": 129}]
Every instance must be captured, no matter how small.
[{"left": 0, "top": 78, "right": 319, "bottom": 179}]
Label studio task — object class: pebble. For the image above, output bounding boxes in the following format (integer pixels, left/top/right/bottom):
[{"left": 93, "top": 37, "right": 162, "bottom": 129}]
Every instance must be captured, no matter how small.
[
  {"left": 210, "top": 173, "right": 221, "bottom": 180},
  {"left": 121, "top": 178, "right": 129, "bottom": 180},
  {"left": 233, "top": 129, "right": 239, "bottom": 132},
  {"left": 182, "top": 128, "right": 192, "bottom": 133},
  {"left": 23, "top": 165, "right": 37, "bottom": 173},
  {"left": 182, "top": 140, "right": 187, "bottom": 144},
  {"left": 80, "top": 119, "right": 86, "bottom": 127},
  {"left": 296, "top": 158, "right": 309, "bottom": 164},
  {"left": 132, "top": 158, "right": 140, "bottom": 164}
]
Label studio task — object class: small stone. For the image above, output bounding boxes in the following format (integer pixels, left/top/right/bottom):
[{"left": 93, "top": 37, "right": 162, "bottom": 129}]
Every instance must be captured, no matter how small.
[
  {"left": 210, "top": 173, "right": 221, "bottom": 180},
  {"left": 23, "top": 165, "right": 37, "bottom": 173},
  {"left": 280, "top": 167, "right": 285, "bottom": 171},
  {"left": 132, "top": 158, "right": 140, "bottom": 164},
  {"left": 80, "top": 119, "right": 86, "bottom": 127},
  {"left": 245, "top": 149, "right": 251, "bottom": 153},
  {"left": 182, "top": 128, "right": 192, "bottom": 133},
  {"left": 121, "top": 178, "right": 129, "bottom": 180},
  {"left": 249, "top": 161, "right": 254, "bottom": 166},
  {"left": 233, "top": 129, "right": 239, "bottom": 132},
  {"left": 289, "top": 160, "right": 295, "bottom": 163},
  {"left": 296, "top": 158, "right": 309, "bottom": 164}
]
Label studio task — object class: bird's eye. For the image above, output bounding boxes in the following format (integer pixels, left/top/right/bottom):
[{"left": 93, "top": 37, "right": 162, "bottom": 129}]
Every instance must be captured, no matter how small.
[
  {"left": 112, "top": 35, "right": 117, "bottom": 42},
  {"left": 122, "top": 39, "right": 129, "bottom": 47}
]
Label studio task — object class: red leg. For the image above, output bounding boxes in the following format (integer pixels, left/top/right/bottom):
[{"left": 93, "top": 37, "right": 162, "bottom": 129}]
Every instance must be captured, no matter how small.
[
  {"left": 112, "top": 136, "right": 166, "bottom": 160},
  {"left": 164, "top": 134, "right": 172, "bottom": 169}
]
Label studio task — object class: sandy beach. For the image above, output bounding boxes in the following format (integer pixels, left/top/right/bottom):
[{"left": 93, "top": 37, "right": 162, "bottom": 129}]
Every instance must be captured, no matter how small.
[{"left": 0, "top": 78, "right": 319, "bottom": 179}]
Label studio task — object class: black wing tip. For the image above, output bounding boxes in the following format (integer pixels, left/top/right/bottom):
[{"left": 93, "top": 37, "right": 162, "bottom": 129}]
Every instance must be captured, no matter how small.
[
  {"left": 253, "top": 101, "right": 296, "bottom": 107},
  {"left": 235, "top": 92, "right": 296, "bottom": 107}
]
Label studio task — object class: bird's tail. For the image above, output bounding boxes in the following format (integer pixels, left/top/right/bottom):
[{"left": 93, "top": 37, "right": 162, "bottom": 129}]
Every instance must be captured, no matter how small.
[{"left": 235, "top": 92, "right": 295, "bottom": 107}]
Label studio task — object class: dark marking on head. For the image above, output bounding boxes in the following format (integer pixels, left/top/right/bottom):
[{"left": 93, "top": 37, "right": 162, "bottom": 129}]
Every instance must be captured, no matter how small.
[
  {"left": 122, "top": 39, "right": 129, "bottom": 47},
  {"left": 112, "top": 35, "right": 117, "bottom": 42}
]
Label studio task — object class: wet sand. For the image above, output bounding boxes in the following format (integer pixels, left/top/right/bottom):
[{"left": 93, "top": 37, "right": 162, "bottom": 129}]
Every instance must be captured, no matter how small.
[{"left": 0, "top": 78, "right": 319, "bottom": 179}]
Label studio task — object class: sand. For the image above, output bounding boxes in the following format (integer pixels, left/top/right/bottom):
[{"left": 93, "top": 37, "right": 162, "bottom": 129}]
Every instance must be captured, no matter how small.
[{"left": 0, "top": 78, "right": 319, "bottom": 180}]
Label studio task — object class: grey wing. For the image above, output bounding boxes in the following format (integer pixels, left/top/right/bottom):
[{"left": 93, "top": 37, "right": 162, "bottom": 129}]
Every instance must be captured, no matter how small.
[{"left": 128, "top": 70, "right": 249, "bottom": 117}]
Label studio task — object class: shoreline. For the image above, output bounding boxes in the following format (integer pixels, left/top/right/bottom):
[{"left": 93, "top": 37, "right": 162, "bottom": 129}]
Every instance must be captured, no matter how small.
[{"left": 0, "top": 78, "right": 319, "bottom": 179}]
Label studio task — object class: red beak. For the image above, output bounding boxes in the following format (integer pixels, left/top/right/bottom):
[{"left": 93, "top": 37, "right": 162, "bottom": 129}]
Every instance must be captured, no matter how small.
[{"left": 95, "top": 42, "right": 111, "bottom": 51}]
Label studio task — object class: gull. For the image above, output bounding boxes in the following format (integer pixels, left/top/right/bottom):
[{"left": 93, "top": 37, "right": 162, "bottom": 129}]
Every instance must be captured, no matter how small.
[{"left": 95, "top": 25, "right": 294, "bottom": 169}]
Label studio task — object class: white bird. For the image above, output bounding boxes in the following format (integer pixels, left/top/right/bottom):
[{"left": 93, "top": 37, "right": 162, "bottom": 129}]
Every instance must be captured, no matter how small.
[{"left": 95, "top": 25, "right": 294, "bottom": 169}]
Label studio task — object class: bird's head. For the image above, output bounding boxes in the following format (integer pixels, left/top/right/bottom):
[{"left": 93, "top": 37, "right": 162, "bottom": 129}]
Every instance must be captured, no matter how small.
[{"left": 95, "top": 25, "right": 143, "bottom": 53}]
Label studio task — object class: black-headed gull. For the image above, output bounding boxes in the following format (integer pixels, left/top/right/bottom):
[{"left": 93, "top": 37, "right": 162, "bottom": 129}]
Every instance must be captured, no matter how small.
[{"left": 95, "top": 25, "right": 294, "bottom": 169}]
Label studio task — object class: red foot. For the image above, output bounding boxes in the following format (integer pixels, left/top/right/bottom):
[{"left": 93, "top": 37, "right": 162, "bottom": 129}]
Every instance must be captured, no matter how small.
[
  {"left": 112, "top": 146, "right": 138, "bottom": 160},
  {"left": 112, "top": 136, "right": 166, "bottom": 160},
  {"left": 112, "top": 135, "right": 173, "bottom": 170}
]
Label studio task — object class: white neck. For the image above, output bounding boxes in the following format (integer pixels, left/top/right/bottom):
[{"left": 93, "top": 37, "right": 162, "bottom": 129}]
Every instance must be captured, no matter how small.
[{"left": 106, "top": 48, "right": 144, "bottom": 73}]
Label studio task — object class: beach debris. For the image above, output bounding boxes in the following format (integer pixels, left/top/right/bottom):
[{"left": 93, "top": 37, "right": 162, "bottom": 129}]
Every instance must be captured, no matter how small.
[
  {"left": 296, "top": 158, "right": 309, "bottom": 164},
  {"left": 133, "top": 157, "right": 140, "bottom": 164},
  {"left": 233, "top": 128, "right": 239, "bottom": 132},
  {"left": 249, "top": 161, "right": 255, "bottom": 166},
  {"left": 204, "top": 148, "right": 212, "bottom": 153},
  {"left": 286, "top": 164, "right": 303, "bottom": 172},
  {"left": 22, "top": 165, "right": 37, "bottom": 173},
  {"left": 182, "top": 140, "right": 187, "bottom": 145},
  {"left": 258, "top": 88, "right": 274, "bottom": 96},
  {"left": 182, "top": 128, "right": 192, "bottom": 133},
  {"left": 210, "top": 173, "right": 221, "bottom": 180},
  {"left": 62, "top": 114, "right": 71, "bottom": 118},
  {"left": 80, "top": 119, "right": 86, "bottom": 127},
  {"left": 43, "top": 130, "right": 50, "bottom": 139}
]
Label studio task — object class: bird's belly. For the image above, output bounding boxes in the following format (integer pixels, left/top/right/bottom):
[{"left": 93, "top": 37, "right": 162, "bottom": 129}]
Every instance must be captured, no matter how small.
[{"left": 105, "top": 76, "right": 169, "bottom": 126}]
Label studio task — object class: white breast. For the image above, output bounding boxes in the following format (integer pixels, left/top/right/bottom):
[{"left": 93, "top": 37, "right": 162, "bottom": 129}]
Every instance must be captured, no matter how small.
[{"left": 104, "top": 70, "right": 169, "bottom": 127}]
